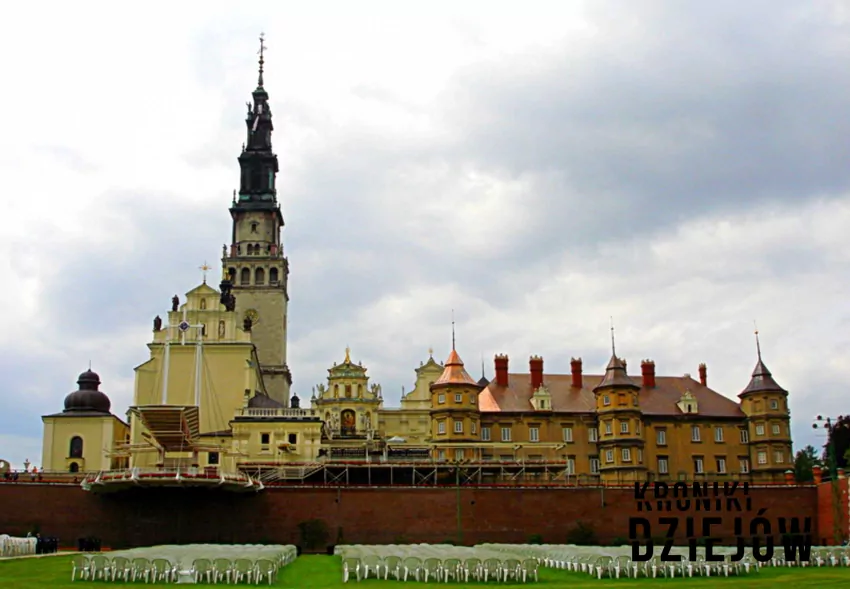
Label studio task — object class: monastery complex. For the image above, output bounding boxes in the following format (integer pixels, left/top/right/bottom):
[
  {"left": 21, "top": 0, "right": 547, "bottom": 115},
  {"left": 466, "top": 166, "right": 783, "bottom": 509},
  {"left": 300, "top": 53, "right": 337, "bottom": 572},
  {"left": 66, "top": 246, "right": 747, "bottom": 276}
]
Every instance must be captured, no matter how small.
[{"left": 38, "top": 48, "right": 794, "bottom": 491}]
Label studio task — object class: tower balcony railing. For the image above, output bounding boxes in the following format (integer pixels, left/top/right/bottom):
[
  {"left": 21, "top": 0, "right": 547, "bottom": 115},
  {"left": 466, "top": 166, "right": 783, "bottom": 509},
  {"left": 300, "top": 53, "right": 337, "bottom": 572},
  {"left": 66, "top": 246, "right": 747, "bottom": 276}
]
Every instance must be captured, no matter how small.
[{"left": 237, "top": 407, "right": 320, "bottom": 419}]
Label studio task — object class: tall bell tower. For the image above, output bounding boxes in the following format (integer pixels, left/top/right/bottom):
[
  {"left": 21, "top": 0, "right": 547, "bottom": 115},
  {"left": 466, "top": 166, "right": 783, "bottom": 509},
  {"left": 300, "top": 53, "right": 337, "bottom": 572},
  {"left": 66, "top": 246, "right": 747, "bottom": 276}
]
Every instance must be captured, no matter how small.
[{"left": 221, "top": 34, "right": 292, "bottom": 404}]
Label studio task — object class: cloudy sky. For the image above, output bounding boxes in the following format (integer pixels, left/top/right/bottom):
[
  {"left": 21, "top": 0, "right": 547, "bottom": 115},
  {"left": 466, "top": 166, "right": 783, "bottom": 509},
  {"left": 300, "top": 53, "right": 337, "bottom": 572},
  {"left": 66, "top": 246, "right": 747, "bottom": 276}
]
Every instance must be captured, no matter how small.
[{"left": 1, "top": 0, "right": 849, "bottom": 469}]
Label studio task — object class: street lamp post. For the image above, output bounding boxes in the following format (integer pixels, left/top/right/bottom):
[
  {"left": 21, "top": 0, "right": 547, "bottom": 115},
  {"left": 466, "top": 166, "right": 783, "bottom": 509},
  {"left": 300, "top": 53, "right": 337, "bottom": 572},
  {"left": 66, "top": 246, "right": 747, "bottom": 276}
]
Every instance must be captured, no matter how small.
[{"left": 812, "top": 415, "right": 848, "bottom": 545}]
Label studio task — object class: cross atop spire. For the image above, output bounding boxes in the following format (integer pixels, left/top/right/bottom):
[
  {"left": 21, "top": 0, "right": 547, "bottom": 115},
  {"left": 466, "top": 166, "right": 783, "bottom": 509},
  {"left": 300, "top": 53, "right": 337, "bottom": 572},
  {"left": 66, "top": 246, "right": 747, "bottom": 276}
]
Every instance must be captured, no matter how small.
[
  {"left": 199, "top": 261, "right": 212, "bottom": 284},
  {"left": 257, "top": 32, "right": 267, "bottom": 88}
]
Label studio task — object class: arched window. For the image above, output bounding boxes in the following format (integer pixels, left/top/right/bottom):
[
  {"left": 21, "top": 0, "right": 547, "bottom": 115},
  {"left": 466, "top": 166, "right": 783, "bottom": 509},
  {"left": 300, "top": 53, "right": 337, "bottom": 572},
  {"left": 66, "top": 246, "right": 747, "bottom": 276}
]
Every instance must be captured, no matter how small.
[
  {"left": 69, "top": 436, "right": 83, "bottom": 458},
  {"left": 255, "top": 267, "right": 265, "bottom": 285},
  {"left": 228, "top": 267, "right": 236, "bottom": 280},
  {"left": 200, "top": 299, "right": 207, "bottom": 310},
  {"left": 240, "top": 268, "right": 250, "bottom": 285},
  {"left": 269, "top": 267, "right": 279, "bottom": 284},
  {"left": 247, "top": 244, "right": 255, "bottom": 255},
  {"left": 69, "top": 462, "right": 80, "bottom": 473}
]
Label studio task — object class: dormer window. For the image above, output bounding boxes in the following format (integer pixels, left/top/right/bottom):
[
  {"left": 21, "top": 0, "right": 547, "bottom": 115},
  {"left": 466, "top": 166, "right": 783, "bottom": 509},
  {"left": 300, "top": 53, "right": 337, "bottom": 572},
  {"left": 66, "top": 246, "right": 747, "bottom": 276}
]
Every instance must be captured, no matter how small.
[{"left": 677, "top": 390, "right": 699, "bottom": 414}]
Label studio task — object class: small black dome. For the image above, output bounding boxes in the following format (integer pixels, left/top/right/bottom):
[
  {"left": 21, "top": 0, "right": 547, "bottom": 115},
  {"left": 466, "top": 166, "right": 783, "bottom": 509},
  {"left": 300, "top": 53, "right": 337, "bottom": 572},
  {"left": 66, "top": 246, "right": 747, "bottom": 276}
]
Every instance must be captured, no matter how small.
[{"left": 63, "top": 369, "right": 111, "bottom": 413}]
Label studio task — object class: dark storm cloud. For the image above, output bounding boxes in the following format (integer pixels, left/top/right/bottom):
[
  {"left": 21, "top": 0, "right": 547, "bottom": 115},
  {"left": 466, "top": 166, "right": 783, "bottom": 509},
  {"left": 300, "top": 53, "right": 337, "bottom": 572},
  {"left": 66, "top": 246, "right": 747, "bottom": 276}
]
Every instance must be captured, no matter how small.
[{"left": 435, "top": 1, "right": 850, "bottom": 246}]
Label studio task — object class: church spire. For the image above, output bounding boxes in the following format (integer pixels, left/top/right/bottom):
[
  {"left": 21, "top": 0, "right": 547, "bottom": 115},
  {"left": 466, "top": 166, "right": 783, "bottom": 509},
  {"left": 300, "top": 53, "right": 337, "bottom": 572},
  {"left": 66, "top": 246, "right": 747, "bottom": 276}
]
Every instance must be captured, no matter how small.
[
  {"left": 234, "top": 35, "right": 279, "bottom": 205},
  {"left": 257, "top": 32, "right": 266, "bottom": 89},
  {"left": 740, "top": 326, "right": 787, "bottom": 396}
]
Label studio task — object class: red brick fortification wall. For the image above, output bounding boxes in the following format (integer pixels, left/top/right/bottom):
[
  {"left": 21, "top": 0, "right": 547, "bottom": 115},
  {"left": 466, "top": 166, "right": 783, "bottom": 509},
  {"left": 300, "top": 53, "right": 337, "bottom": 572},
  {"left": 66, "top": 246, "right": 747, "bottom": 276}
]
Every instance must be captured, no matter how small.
[
  {"left": 0, "top": 484, "right": 819, "bottom": 549},
  {"left": 816, "top": 477, "right": 849, "bottom": 546}
]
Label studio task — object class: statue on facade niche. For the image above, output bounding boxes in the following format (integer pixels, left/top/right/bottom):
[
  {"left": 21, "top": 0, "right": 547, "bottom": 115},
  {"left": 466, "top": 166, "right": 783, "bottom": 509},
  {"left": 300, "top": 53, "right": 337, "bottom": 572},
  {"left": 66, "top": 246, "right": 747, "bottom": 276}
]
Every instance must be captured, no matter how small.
[
  {"left": 331, "top": 413, "right": 340, "bottom": 432},
  {"left": 153, "top": 315, "right": 162, "bottom": 332},
  {"left": 218, "top": 320, "right": 226, "bottom": 339},
  {"left": 171, "top": 295, "right": 179, "bottom": 312},
  {"left": 370, "top": 383, "right": 382, "bottom": 398},
  {"left": 243, "top": 316, "right": 253, "bottom": 331}
]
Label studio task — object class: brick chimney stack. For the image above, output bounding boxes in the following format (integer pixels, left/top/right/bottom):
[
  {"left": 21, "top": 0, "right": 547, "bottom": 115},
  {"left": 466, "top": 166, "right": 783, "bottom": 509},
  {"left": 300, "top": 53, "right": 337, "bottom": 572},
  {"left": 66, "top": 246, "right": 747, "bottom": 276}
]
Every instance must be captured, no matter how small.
[
  {"left": 530, "top": 356, "right": 544, "bottom": 391},
  {"left": 641, "top": 359, "right": 656, "bottom": 388},
  {"left": 570, "top": 357, "right": 583, "bottom": 388},
  {"left": 494, "top": 354, "right": 509, "bottom": 387},
  {"left": 698, "top": 363, "right": 707, "bottom": 386}
]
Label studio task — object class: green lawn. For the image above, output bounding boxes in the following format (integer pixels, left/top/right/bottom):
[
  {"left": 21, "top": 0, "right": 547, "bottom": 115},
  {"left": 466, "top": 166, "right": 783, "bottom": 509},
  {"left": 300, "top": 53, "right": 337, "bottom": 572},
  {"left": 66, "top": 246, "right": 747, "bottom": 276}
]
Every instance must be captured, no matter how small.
[{"left": 1, "top": 554, "right": 849, "bottom": 588}]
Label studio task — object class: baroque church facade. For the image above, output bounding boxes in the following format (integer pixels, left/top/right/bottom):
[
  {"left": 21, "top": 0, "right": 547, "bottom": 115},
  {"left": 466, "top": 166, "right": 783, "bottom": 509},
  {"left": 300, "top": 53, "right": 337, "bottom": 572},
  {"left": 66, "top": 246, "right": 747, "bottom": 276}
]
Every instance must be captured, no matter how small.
[{"left": 40, "top": 47, "right": 794, "bottom": 484}]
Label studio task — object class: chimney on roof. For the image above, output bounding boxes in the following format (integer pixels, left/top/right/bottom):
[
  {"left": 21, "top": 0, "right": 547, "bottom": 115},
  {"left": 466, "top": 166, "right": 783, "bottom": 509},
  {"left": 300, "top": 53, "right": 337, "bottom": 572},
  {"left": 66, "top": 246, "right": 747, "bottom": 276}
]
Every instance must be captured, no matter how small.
[
  {"left": 641, "top": 359, "right": 656, "bottom": 388},
  {"left": 530, "top": 356, "right": 544, "bottom": 390},
  {"left": 699, "top": 363, "right": 707, "bottom": 386},
  {"left": 570, "top": 357, "right": 583, "bottom": 388},
  {"left": 494, "top": 354, "right": 509, "bottom": 387}
]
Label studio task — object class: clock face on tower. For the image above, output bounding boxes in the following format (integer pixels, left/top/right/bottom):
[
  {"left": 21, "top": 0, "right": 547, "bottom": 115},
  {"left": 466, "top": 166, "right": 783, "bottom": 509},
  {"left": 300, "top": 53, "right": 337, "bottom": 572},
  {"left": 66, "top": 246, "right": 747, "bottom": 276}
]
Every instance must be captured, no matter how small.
[{"left": 245, "top": 309, "right": 260, "bottom": 325}]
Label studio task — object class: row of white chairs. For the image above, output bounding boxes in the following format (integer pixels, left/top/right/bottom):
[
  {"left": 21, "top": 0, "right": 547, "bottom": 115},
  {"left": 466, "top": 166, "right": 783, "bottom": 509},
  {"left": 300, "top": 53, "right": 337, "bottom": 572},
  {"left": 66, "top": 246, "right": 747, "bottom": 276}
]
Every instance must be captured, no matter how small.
[
  {"left": 336, "top": 544, "right": 540, "bottom": 583},
  {"left": 71, "top": 544, "right": 296, "bottom": 584},
  {"left": 0, "top": 534, "right": 36, "bottom": 557}
]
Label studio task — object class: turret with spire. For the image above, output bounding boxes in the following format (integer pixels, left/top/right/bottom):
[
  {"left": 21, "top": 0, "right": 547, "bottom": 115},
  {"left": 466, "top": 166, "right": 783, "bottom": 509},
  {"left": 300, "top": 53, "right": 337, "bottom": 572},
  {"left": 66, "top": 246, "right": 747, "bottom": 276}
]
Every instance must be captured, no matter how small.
[
  {"left": 429, "top": 314, "right": 483, "bottom": 461},
  {"left": 739, "top": 327, "right": 792, "bottom": 480},
  {"left": 591, "top": 319, "right": 646, "bottom": 481}
]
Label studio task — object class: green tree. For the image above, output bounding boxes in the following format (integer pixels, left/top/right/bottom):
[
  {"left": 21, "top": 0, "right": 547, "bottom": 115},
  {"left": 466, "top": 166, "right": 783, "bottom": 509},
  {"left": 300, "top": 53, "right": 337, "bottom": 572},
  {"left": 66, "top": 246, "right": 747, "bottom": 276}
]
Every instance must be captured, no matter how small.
[
  {"left": 794, "top": 445, "right": 821, "bottom": 483},
  {"left": 822, "top": 415, "right": 850, "bottom": 478}
]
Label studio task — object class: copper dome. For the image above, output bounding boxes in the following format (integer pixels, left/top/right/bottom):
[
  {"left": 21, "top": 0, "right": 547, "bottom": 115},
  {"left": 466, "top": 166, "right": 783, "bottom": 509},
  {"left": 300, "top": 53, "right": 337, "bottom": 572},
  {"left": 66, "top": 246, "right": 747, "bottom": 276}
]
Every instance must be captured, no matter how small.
[{"left": 63, "top": 369, "right": 111, "bottom": 414}]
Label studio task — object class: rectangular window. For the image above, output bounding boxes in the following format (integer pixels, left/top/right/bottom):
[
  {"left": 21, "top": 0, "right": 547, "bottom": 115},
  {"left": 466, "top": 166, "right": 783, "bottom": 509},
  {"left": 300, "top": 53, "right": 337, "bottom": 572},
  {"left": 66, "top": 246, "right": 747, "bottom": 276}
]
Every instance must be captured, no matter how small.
[
  {"left": 529, "top": 427, "right": 540, "bottom": 442},
  {"left": 774, "top": 450, "right": 783, "bottom": 463},
  {"left": 622, "top": 448, "right": 631, "bottom": 462},
  {"left": 605, "top": 449, "right": 614, "bottom": 463},
  {"left": 694, "top": 457, "right": 704, "bottom": 474},
  {"left": 481, "top": 427, "right": 491, "bottom": 441},
  {"left": 757, "top": 451, "right": 767, "bottom": 465},
  {"left": 620, "top": 421, "right": 629, "bottom": 434},
  {"left": 714, "top": 427, "right": 724, "bottom": 442},
  {"left": 740, "top": 458, "right": 750, "bottom": 473},
  {"left": 691, "top": 425, "right": 701, "bottom": 442},
  {"left": 566, "top": 457, "right": 576, "bottom": 474},
  {"left": 603, "top": 395, "right": 611, "bottom": 406},
  {"left": 455, "top": 449, "right": 464, "bottom": 461},
  {"left": 771, "top": 424, "right": 780, "bottom": 435},
  {"left": 437, "top": 449, "right": 446, "bottom": 461},
  {"left": 740, "top": 429, "right": 749, "bottom": 443},
  {"left": 755, "top": 424, "right": 765, "bottom": 436},
  {"left": 438, "top": 393, "right": 445, "bottom": 404},
  {"left": 469, "top": 394, "right": 476, "bottom": 405},
  {"left": 590, "top": 457, "right": 600, "bottom": 474},
  {"left": 657, "top": 429, "right": 667, "bottom": 445},
  {"left": 716, "top": 457, "right": 726, "bottom": 473},
  {"left": 636, "top": 421, "right": 641, "bottom": 435},
  {"left": 260, "top": 433, "right": 270, "bottom": 445},
  {"left": 618, "top": 393, "right": 626, "bottom": 406},
  {"left": 208, "top": 452, "right": 219, "bottom": 465},
  {"left": 770, "top": 399, "right": 779, "bottom": 410},
  {"left": 501, "top": 427, "right": 512, "bottom": 442},
  {"left": 604, "top": 421, "right": 613, "bottom": 435},
  {"left": 589, "top": 428, "right": 598, "bottom": 442},
  {"left": 454, "top": 420, "right": 463, "bottom": 434},
  {"left": 471, "top": 422, "right": 477, "bottom": 435},
  {"left": 562, "top": 427, "right": 573, "bottom": 442},
  {"left": 658, "top": 457, "right": 669, "bottom": 474},
  {"left": 438, "top": 421, "right": 446, "bottom": 435},
  {"left": 455, "top": 393, "right": 462, "bottom": 403},
  {"left": 637, "top": 448, "right": 643, "bottom": 463}
]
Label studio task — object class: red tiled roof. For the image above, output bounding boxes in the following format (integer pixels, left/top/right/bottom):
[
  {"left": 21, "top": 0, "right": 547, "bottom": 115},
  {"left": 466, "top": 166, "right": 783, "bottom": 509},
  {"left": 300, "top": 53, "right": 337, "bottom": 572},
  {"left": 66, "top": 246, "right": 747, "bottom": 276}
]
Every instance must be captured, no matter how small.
[{"left": 479, "top": 372, "right": 745, "bottom": 418}]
